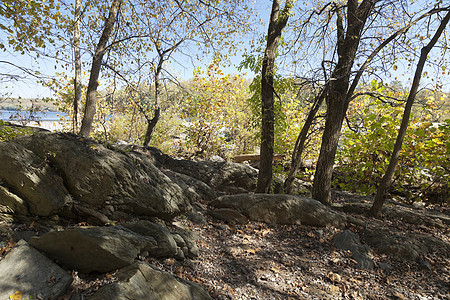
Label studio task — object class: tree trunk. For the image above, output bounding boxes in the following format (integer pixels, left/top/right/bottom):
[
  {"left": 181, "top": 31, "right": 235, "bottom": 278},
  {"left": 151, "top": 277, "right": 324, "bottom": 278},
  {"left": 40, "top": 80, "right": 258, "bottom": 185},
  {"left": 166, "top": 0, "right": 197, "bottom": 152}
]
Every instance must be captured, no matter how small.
[
  {"left": 73, "top": 0, "right": 82, "bottom": 133},
  {"left": 311, "top": 0, "right": 374, "bottom": 205},
  {"left": 142, "top": 53, "right": 164, "bottom": 147},
  {"left": 257, "top": 0, "right": 294, "bottom": 193},
  {"left": 143, "top": 107, "right": 160, "bottom": 146},
  {"left": 284, "top": 89, "right": 325, "bottom": 194},
  {"left": 79, "top": 0, "right": 123, "bottom": 137},
  {"left": 370, "top": 11, "right": 450, "bottom": 218}
]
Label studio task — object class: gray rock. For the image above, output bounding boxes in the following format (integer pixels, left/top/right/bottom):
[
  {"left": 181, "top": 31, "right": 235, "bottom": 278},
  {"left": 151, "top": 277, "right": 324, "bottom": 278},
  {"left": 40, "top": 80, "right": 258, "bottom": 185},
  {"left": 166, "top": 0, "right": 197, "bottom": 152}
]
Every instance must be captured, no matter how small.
[
  {"left": 14, "top": 132, "right": 190, "bottom": 220},
  {"left": 89, "top": 262, "right": 212, "bottom": 300},
  {"left": 163, "top": 169, "right": 217, "bottom": 203},
  {"left": 142, "top": 147, "right": 258, "bottom": 193},
  {"left": 185, "top": 211, "right": 208, "bottom": 225},
  {"left": 333, "top": 230, "right": 374, "bottom": 270},
  {"left": 29, "top": 226, "right": 151, "bottom": 273},
  {"left": 0, "top": 186, "right": 30, "bottom": 223},
  {"left": 176, "top": 232, "right": 199, "bottom": 259},
  {"left": 377, "top": 262, "right": 393, "bottom": 271},
  {"left": 0, "top": 141, "right": 72, "bottom": 216},
  {"left": 211, "top": 194, "right": 347, "bottom": 227},
  {"left": 0, "top": 240, "right": 72, "bottom": 299},
  {"left": 363, "top": 230, "right": 428, "bottom": 261},
  {"left": 119, "top": 220, "right": 178, "bottom": 258},
  {"left": 207, "top": 208, "right": 248, "bottom": 224}
]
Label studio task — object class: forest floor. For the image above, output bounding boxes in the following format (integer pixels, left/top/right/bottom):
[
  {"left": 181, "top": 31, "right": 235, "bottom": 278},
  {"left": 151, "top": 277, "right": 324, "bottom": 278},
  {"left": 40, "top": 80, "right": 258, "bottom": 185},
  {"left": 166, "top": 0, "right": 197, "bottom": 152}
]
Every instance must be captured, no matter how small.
[
  {"left": 4, "top": 190, "right": 448, "bottom": 299},
  {"left": 145, "top": 191, "right": 449, "bottom": 300}
]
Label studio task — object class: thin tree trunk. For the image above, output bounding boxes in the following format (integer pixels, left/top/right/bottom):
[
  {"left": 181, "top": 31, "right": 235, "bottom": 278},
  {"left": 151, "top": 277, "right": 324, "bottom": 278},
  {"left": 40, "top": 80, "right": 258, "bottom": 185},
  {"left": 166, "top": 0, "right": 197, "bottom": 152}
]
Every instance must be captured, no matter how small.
[
  {"left": 143, "top": 107, "right": 160, "bottom": 146},
  {"left": 143, "top": 52, "right": 164, "bottom": 147},
  {"left": 79, "top": 0, "right": 122, "bottom": 137},
  {"left": 257, "top": 0, "right": 294, "bottom": 193},
  {"left": 73, "top": 0, "right": 82, "bottom": 133},
  {"left": 311, "top": 0, "right": 374, "bottom": 205},
  {"left": 370, "top": 11, "right": 450, "bottom": 217},
  {"left": 284, "top": 89, "right": 325, "bottom": 193}
]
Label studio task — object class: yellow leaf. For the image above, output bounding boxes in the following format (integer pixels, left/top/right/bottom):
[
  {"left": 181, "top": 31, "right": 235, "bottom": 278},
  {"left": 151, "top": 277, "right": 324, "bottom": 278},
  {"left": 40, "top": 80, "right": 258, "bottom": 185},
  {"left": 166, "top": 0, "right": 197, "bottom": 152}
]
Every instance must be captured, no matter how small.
[{"left": 10, "top": 291, "right": 22, "bottom": 300}]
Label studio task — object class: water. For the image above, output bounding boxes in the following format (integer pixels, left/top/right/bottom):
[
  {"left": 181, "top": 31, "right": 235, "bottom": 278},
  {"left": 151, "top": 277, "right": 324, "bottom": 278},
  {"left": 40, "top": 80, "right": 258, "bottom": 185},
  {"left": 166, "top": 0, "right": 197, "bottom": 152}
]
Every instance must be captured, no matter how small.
[
  {"left": 0, "top": 110, "right": 69, "bottom": 131},
  {"left": 0, "top": 110, "right": 68, "bottom": 121}
]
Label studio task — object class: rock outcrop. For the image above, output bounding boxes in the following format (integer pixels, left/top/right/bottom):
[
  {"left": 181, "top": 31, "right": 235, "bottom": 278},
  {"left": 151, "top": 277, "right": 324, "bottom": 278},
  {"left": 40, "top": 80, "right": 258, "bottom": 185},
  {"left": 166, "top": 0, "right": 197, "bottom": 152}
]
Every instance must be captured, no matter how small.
[
  {"left": 210, "top": 194, "right": 347, "bottom": 227},
  {"left": 11, "top": 132, "right": 191, "bottom": 220},
  {"left": 0, "top": 141, "right": 72, "bottom": 217}
]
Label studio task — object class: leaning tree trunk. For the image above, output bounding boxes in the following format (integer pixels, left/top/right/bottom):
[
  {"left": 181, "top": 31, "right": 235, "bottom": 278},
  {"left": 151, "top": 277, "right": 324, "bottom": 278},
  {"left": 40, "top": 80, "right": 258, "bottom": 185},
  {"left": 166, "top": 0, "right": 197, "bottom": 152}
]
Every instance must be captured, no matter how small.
[
  {"left": 143, "top": 52, "right": 164, "bottom": 147},
  {"left": 311, "top": 0, "right": 374, "bottom": 205},
  {"left": 73, "top": 0, "right": 82, "bottom": 133},
  {"left": 257, "top": 0, "right": 294, "bottom": 193},
  {"left": 284, "top": 89, "right": 325, "bottom": 194},
  {"left": 79, "top": 0, "right": 123, "bottom": 137},
  {"left": 370, "top": 11, "right": 450, "bottom": 218},
  {"left": 143, "top": 107, "right": 160, "bottom": 146}
]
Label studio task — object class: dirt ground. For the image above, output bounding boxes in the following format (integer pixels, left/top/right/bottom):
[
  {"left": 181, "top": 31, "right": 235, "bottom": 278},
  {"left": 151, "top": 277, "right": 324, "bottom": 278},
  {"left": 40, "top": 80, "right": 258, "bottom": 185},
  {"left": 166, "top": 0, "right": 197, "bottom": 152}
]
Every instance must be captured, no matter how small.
[
  {"left": 145, "top": 192, "right": 449, "bottom": 300},
  {"left": 1, "top": 191, "right": 448, "bottom": 299}
]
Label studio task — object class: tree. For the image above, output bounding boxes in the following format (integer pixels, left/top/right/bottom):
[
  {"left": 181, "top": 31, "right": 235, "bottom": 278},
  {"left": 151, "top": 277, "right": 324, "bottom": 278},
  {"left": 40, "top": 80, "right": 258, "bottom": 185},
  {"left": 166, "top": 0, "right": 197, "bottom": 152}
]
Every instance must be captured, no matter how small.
[
  {"left": 79, "top": 0, "right": 123, "bottom": 137},
  {"left": 285, "top": 3, "right": 448, "bottom": 195},
  {"left": 370, "top": 10, "right": 450, "bottom": 217},
  {"left": 311, "top": 0, "right": 375, "bottom": 205},
  {"left": 0, "top": 0, "right": 63, "bottom": 85},
  {"left": 94, "top": 0, "right": 253, "bottom": 143},
  {"left": 256, "top": 0, "right": 294, "bottom": 193},
  {"left": 73, "top": 0, "right": 82, "bottom": 133}
]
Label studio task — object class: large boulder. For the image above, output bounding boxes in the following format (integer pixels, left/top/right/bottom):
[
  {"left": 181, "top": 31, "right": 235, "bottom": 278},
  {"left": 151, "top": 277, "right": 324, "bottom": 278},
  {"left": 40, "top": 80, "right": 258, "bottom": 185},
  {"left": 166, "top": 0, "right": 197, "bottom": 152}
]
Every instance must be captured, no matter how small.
[
  {"left": 0, "top": 240, "right": 73, "bottom": 299},
  {"left": 14, "top": 132, "right": 190, "bottom": 220},
  {"left": 211, "top": 194, "right": 347, "bottom": 227},
  {"left": 0, "top": 141, "right": 72, "bottom": 216},
  {"left": 28, "top": 226, "right": 152, "bottom": 273},
  {"left": 89, "top": 262, "right": 211, "bottom": 300}
]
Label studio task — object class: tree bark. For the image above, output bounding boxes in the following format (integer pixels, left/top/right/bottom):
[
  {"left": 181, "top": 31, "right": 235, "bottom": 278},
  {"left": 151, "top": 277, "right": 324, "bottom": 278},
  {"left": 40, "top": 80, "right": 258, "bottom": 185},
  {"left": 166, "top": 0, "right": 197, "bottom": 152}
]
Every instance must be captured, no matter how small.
[
  {"left": 257, "top": 0, "right": 294, "bottom": 193},
  {"left": 311, "top": 0, "right": 374, "bottom": 205},
  {"left": 73, "top": 0, "right": 82, "bottom": 133},
  {"left": 79, "top": 0, "right": 123, "bottom": 137},
  {"left": 370, "top": 11, "right": 450, "bottom": 218},
  {"left": 143, "top": 107, "right": 160, "bottom": 146},
  {"left": 284, "top": 88, "right": 326, "bottom": 194}
]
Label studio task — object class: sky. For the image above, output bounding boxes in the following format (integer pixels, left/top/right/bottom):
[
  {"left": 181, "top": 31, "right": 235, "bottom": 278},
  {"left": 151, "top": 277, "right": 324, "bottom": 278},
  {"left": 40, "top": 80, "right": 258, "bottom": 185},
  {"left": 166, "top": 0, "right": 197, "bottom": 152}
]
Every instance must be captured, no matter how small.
[{"left": 0, "top": 0, "right": 448, "bottom": 100}]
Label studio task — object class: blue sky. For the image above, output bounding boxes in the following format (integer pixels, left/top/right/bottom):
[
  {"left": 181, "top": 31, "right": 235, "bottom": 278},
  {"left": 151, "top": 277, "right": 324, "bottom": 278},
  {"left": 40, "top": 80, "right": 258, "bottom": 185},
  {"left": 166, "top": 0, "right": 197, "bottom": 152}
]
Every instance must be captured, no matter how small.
[{"left": 1, "top": 0, "right": 448, "bottom": 99}]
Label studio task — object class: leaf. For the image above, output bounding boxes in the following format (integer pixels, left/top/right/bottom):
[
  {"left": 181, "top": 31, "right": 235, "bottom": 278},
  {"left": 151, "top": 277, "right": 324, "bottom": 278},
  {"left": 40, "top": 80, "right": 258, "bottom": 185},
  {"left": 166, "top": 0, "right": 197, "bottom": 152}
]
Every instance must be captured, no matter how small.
[{"left": 9, "top": 291, "right": 22, "bottom": 300}]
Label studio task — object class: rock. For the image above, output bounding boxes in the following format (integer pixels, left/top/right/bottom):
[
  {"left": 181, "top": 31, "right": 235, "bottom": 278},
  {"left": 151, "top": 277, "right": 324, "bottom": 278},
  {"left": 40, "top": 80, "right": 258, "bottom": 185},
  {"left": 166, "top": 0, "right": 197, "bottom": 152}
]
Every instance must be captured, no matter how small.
[
  {"left": 172, "top": 233, "right": 188, "bottom": 260},
  {"left": 185, "top": 211, "right": 208, "bottom": 225},
  {"left": 14, "top": 132, "right": 190, "bottom": 220},
  {"left": 119, "top": 220, "right": 178, "bottom": 258},
  {"left": 29, "top": 226, "right": 152, "bottom": 273},
  {"left": 0, "top": 185, "right": 28, "bottom": 219},
  {"left": 89, "top": 262, "right": 212, "bottom": 300},
  {"left": 176, "top": 232, "right": 199, "bottom": 259},
  {"left": 333, "top": 230, "right": 374, "bottom": 270},
  {"left": 207, "top": 208, "right": 248, "bottom": 224},
  {"left": 0, "top": 240, "right": 72, "bottom": 299},
  {"left": 163, "top": 169, "right": 217, "bottom": 202},
  {"left": 211, "top": 194, "right": 347, "bottom": 227},
  {"left": 133, "top": 146, "right": 258, "bottom": 194},
  {"left": 362, "top": 230, "right": 429, "bottom": 261},
  {"left": 0, "top": 141, "right": 72, "bottom": 216},
  {"left": 377, "top": 262, "right": 393, "bottom": 271}
]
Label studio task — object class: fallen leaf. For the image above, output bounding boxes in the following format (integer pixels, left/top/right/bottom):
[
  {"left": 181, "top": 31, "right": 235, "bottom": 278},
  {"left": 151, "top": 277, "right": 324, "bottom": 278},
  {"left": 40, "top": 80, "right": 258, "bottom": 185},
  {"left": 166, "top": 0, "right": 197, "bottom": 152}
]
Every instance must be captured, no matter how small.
[{"left": 9, "top": 291, "right": 22, "bottom": 300}]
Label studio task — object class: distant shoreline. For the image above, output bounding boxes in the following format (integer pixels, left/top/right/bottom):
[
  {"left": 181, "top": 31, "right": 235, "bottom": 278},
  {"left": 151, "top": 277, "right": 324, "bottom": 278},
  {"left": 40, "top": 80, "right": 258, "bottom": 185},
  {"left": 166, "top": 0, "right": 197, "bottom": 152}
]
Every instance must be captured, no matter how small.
[{"left": 0, "top": 97, "right": 58, "bottom": 111}]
